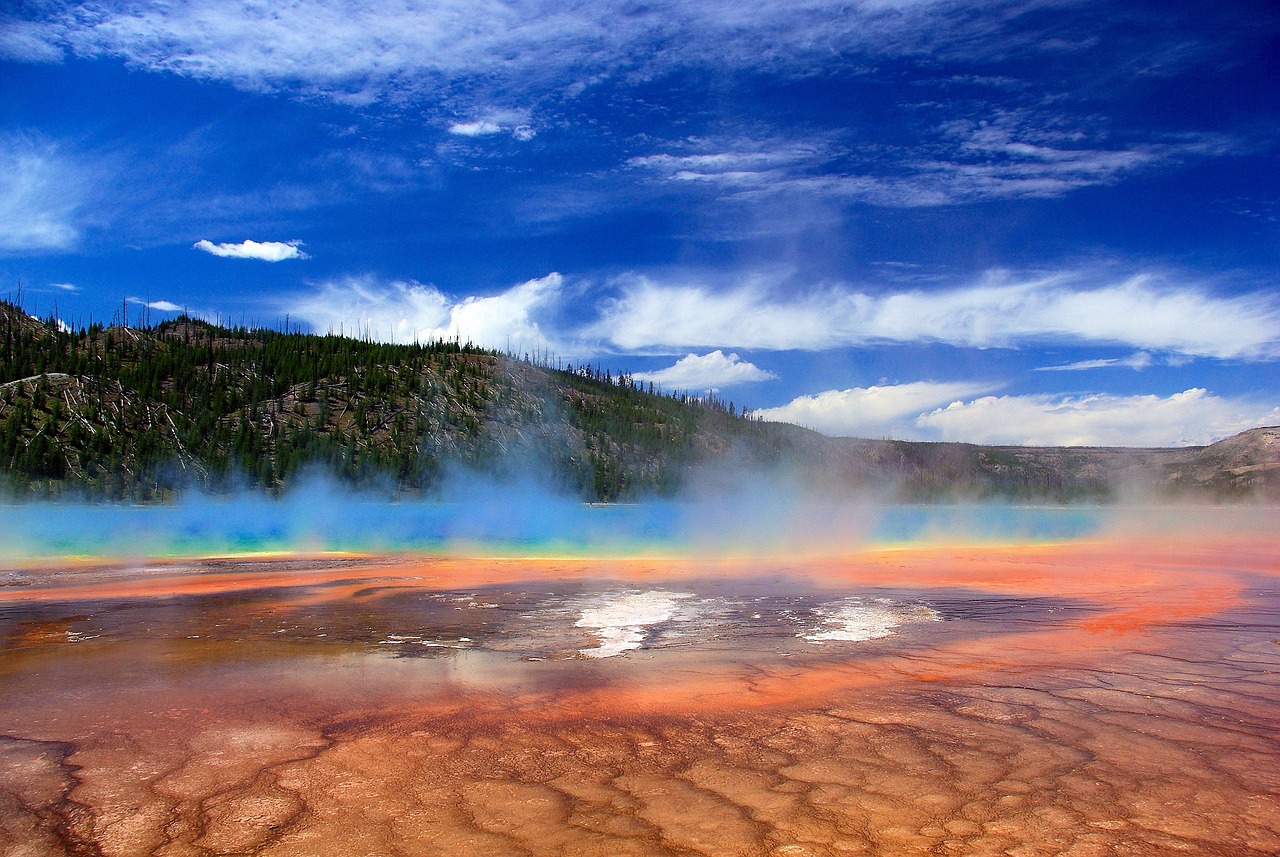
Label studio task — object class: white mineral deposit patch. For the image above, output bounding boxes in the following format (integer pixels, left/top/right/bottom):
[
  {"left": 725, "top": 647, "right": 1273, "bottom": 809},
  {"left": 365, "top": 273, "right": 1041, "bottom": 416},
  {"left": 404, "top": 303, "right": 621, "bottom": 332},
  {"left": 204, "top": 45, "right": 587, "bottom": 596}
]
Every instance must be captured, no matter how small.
[
  {"left": 802, "top": 598, "right": 939, "bottom": 643},
  {"left": 575, "top": 590, "right": 696, "bottom": 658}
]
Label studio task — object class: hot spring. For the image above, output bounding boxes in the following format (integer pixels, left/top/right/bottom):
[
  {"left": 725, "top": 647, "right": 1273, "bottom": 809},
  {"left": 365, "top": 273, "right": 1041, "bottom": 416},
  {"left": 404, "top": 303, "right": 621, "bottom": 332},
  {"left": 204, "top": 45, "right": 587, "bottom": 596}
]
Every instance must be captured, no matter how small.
[{"left": 1, "top": 500, "right": 1277, "bottom": 856}]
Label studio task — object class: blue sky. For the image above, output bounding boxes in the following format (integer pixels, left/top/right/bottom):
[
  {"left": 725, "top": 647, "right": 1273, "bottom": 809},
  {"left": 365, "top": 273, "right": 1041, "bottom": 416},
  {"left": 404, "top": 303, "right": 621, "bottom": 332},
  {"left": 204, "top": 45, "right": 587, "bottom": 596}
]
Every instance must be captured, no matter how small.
[{"left": 2, "top": 0, "right": 1278, "bottom": 446}]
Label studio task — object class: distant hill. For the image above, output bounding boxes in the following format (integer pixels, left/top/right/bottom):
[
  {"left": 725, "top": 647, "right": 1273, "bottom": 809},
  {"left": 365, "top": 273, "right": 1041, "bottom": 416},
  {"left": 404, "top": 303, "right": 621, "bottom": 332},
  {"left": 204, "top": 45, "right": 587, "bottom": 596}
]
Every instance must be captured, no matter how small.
[
  {"left": 821, "top": 428, "right": 1280, "bottom": 502},
  {"left": 1, "top": 301, "right": 1277, "bottom": 502}
]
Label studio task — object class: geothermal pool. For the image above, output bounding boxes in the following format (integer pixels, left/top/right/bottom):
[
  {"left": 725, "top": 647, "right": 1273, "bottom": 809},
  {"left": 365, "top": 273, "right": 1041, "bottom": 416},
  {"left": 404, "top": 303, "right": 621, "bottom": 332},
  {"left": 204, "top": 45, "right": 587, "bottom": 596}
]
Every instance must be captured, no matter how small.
[{"left": 1, "top": 506, "right": 1278, "bottom": 855}]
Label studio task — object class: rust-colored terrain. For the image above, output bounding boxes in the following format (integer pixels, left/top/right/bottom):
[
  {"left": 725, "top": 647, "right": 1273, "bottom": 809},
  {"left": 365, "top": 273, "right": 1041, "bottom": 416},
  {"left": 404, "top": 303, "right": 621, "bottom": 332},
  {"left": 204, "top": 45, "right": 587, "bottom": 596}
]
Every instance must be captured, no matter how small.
[{"left": 1, "top": 529, "right": 1278, "bottom": 855}]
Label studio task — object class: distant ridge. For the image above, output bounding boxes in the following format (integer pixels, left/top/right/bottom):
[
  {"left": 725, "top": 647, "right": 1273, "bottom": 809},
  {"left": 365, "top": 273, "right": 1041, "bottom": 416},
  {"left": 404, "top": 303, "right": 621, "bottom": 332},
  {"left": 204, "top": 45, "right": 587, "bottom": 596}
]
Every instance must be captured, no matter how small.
[{"left": 2, "top": 302, "right": 1277, "bottom": 502}]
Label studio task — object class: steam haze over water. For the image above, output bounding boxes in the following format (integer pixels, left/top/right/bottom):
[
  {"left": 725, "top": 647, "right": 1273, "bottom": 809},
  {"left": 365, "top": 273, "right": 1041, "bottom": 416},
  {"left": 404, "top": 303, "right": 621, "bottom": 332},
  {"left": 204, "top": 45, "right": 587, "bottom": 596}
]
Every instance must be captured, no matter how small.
[{"left": 0, "top": 491, "right": 1110, "bottom": 561}]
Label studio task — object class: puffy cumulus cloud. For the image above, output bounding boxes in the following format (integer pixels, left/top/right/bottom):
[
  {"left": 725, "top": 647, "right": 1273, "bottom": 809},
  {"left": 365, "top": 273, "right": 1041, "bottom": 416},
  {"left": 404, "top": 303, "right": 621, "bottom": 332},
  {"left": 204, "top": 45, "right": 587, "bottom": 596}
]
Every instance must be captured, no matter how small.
[
  {"left": 756, "top": 381, "right": 1280, "bottom": 446},
  {"left": 755, "top": 381, "right": 997, "bottom": 438},
  {"left": 916, "top": 389, "right": 1280, "bottom": 447},
  {"left": 193, "top": 238, "right": 308, "bottom": 261},
  {"left": 127, "top": 297, "right": 184, "bottom": 313},
  {"left": 447, "top": 273, "right": 564, "bottom": 353},
  {"left": 0, "top": 133, "right": 82, "bottom": 254},
  {"left": 447, "top": 108, "right": 536, "bottom": 141},
  {"left": 633, "top": 350, "right": 776, "bottom": 391},
  {"left": 594, "top": 271, "right": 1280, "bottom": 360},
  {"left": 289, "top": 276, "right": 450, "bottom": 342},
  {"left": 286, "top": 272, "right": 565, "bottom": 353},
  {"left": 448, "top": 121, "right": 503, "bottom": 137}
]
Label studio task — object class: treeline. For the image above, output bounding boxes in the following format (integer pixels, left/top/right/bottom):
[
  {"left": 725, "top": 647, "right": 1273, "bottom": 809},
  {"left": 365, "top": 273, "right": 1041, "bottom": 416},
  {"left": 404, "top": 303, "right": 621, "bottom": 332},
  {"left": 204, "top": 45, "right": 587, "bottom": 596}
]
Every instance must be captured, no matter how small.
[
  {"left": 0, "top": 302, "right": 773, "bottom": 501},
  {"left": 10, "top": 300, "right": 1260, "bottom": 504}
]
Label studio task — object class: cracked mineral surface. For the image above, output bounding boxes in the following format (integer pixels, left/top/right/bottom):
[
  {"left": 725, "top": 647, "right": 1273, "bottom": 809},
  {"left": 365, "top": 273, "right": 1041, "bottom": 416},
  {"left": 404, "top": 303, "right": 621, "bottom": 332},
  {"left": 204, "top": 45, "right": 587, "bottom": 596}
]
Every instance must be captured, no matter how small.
[{"left": 1, "top": 529, "right": 1277, "bottom": 855}]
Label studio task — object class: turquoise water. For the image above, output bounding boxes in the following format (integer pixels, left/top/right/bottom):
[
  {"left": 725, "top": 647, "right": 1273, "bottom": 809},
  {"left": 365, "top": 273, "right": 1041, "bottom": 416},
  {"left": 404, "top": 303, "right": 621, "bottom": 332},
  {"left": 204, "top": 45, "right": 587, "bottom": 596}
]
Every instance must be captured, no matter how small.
[{"left": 0, "top": 491, "right": 1107, "bottom": 561}]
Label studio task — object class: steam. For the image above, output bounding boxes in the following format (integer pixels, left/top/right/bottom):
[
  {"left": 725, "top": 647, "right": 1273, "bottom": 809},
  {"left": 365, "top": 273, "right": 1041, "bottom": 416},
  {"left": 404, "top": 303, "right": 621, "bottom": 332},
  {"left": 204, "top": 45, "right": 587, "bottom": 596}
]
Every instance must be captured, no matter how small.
[
  {"left": 0, "top": 469, "right": 1118, "bottom": 565},
  {"left": 1, "top": 426, "right": 1274, "bottom": 565}
]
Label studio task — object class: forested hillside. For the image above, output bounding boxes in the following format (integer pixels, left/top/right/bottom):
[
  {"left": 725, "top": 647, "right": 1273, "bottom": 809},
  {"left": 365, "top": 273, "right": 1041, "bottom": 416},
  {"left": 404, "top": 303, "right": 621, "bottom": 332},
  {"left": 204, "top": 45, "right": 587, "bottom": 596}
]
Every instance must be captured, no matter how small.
[
  {"left": 2, "top": 301, "right": 1277, "bottom": 502},
  {"left": 0, "top": 301, "right": 778, "bottom": 500}
]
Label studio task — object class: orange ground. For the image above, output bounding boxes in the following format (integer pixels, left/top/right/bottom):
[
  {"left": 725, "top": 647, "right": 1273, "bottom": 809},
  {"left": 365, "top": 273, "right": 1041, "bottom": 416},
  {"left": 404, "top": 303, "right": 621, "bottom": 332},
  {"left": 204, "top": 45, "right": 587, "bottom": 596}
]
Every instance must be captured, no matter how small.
[{"left": 1, "top": 530, "right": 1277, "bottom": 855}]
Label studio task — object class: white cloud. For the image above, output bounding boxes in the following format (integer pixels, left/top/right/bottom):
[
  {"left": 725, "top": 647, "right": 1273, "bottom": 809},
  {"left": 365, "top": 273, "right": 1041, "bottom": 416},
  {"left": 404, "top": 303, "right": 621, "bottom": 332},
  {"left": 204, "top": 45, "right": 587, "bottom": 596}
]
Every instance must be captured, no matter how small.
[
  {"left": 630, "top": 119, "right": 1239, "bottom": 207},
  {"left": 628, "top": 144, "right": 822, "bottom": 188},
  {"left": 448, "top": 121, "right": 503, "bottom": 137},
  {"left": 596, "top": 275, "right": 842, "bottom": 351},
  {"left": 0, "top": 18, "right": 63, "bottom": 62},
  {"left": 909, "top": 112, "right": 1174, "bottom": 202},
  {"left": 127, "top": 297, "right": 184, "bottom": 313},
  {"left": 193, "top": 239, "right": 308, "bottom": 261},
  {"left": 641, "top": 137, "right": 1234, "bottom": 208},
  {"left": 0, "top": 133, "right": 81, "bottom": 253},
  {"left": 756, "top": 381, "right": 1280, "bottom": 446},
  {"left": 17, "top": 0, "right": 1194, "bottom": 165},
  {"left": 755, "top": 380, "right": 997, "bottom": 438},
  {"left": 1036, "top": 351, "right": 1155, "bottom": 371},
  {"left": 594, "top": 271, "right": 1280, "bottom": 360},
  {"left": 10, "top": 3, "right": 1241, "bottom": 213},
  {"left": 49, "top": 282, "right": 80, "bottom": 292},
  {"left": 633, "top": 350, "right": 776, "bottom": 391},
  {"left": 287, "top": 272, "right": 565, "bottom": 353},
  {"left": 916, "top": 389, "right": 1280, "bottom": 447},
  {"left": 10, "top": 1, "right": 967, "bottom": 102},
  {"left": 448, "top": 108, "right": 536, "bottom": 141}
]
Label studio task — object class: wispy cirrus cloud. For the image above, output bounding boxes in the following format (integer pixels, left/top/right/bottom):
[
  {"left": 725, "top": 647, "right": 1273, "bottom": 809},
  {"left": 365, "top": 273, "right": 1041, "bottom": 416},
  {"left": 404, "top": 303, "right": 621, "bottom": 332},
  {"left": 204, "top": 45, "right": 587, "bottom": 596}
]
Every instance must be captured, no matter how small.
[
  {"left": 10, "top": 1, "right": 1244, "bottom": 113},
  {"left": 629, "top": 119, "right": 1242, "bottom": 207},
  {"left": 4, "top": 1, "right": 994, "bottom": 99},
  {"left": 633, "top": 350, "right": 776, "bottom": 391},
  {"left": 916, "top": 388, "right": 1280, "bottom": 447},
  {"left": 1036, "top": 351, "right": 1158, "bottom": 372},
  {"left": 628, "top": 143, "right": 824, "bottom": 187},
  {"left": 193, "top": 239, "right": 308, "bottom": 261},
  {"left": 0, "top": 17, "right": 64, "bottom": 62},
  {"left": 0, "top": 133, "right": 83, "bottom": 254},
  {"left": 7, "top": 1, "right": 1258, "bottom": 232},
  {"left": 593, "top": 270, "right": 1280, "bottom": 360}
]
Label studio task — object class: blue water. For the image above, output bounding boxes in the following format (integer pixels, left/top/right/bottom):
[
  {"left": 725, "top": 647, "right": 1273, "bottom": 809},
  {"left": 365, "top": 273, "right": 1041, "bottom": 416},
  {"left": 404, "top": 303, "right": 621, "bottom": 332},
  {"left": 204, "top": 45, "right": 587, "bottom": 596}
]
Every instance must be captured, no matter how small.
[{"left": 0, "top": 490, "right": 1107, "bottom": 561}]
